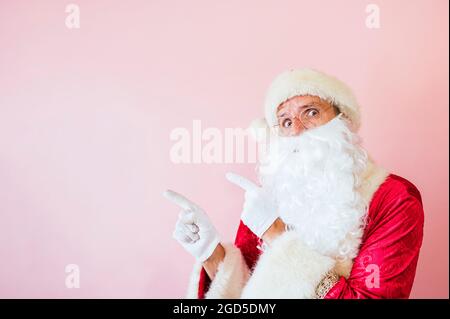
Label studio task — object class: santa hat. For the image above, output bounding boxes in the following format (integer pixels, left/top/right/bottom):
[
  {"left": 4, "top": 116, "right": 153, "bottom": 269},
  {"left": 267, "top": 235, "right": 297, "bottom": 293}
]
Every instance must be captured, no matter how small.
[{"left": 249, "top": 68, "right": 361, "bottom": 142}]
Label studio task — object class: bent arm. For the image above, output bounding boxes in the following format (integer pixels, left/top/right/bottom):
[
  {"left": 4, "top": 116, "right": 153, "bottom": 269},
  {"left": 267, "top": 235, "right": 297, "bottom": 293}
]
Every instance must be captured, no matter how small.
[
  {"left": 186, "top": 242, "right": 251, "bottom": 299},
  {"left": 186, "top": 220, "right": 276, "bottom": 299}
]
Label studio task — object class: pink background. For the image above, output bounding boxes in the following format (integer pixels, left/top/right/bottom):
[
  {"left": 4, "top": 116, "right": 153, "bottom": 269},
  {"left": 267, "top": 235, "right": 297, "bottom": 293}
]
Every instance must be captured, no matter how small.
[{"left": 0, "top": 0, "right": 448, "bottom": 298}]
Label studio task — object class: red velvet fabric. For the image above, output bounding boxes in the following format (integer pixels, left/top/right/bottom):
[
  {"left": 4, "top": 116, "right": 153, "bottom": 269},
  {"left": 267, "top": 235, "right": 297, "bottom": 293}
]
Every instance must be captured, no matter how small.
[{"left": 197, "top": 174, "right": 424, "bottom": 299}]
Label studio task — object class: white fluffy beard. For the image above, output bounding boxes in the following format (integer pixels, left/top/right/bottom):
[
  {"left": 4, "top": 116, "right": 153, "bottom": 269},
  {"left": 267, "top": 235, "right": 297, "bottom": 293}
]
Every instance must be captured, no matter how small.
[{"left": 258, "top": 115, "right": 369, "bottom": 261}]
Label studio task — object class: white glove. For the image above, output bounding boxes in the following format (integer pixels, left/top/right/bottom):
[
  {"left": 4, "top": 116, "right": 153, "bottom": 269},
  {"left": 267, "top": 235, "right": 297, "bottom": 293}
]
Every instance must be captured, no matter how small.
[
  {"left": 163, "top": 190, "right": 221, "bottom": 262},
  {"left": 226, "top": 172, "right": 278, "bottom": 238}
]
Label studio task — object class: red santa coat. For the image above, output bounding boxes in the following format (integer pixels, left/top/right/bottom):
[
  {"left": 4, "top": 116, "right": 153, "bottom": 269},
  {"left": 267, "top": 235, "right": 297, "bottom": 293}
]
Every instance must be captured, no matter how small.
[{"left": 186, "top": 167, "right": 424, "bottom": 299}]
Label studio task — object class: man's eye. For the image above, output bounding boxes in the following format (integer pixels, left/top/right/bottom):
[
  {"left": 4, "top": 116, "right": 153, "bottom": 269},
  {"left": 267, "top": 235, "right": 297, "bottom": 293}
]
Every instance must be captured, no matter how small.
[
  {"left": 305, "top": 109, "right": 319, "bottom": 118},
  {"left": 282, "top": 118, "right": 292, "bottom": 128}
]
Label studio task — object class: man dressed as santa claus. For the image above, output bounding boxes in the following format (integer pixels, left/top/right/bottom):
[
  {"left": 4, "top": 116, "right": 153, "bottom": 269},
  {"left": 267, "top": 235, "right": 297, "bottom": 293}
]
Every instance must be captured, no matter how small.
[{"left": 164, "top": 68, "right": 424, "bottom": 299}]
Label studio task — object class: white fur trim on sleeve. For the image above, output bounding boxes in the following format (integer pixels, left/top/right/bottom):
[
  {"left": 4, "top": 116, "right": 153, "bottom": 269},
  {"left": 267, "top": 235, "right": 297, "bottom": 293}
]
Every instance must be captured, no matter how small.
[
  {"left": 185, "top": 260, "right": 203, "bottom": 299},
  {"left": 241, "top": 231, "right": 336, "bottom": 299},
  {"left": 185, "top": 243, "right": 250, "bottom": 299}
]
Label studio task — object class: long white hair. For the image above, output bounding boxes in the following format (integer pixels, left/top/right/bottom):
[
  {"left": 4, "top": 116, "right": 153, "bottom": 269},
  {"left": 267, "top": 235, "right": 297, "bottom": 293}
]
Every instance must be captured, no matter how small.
[{"left": 258, "top": 115, "right": 369, "bottom": 261}]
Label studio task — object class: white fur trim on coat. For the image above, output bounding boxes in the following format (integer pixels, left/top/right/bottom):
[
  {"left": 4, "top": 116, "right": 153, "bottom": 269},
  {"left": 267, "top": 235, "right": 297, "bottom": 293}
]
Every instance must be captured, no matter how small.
[
  {"left": 186, "top": 243, "right": 250, "bottom": 299},
  {"left": 241, "top": 231, "right": 336, "bottom": 298},
  {"left": 359, "top": 156, "right": 389, "bottom": 207}
]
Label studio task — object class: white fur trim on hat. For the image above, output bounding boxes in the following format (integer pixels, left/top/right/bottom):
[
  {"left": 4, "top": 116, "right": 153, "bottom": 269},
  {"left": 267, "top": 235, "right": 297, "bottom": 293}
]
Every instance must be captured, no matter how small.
[
  {"left": 247, "top": 118, "right": 270, "bottom": 143},
  {"left": 264, "top": 68, "right": 361, "bottom": 132}
]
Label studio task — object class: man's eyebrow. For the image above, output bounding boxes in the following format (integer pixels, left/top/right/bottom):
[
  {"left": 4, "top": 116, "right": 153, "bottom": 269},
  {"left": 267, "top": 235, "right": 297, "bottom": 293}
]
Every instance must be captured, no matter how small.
[
  {"left": 296, "top": 103, "right": 314, "bottom": 111},
  {"left": 278, "top": 101, "right": 323, "bottom": 117},
  {"left": 299, "top": 101, "right": 325, "bottom": 109}
]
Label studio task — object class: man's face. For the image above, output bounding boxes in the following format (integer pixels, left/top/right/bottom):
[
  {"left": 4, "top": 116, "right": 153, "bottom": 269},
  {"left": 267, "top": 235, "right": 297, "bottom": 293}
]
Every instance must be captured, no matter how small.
[{"left": 275, "top": 95, "right": 339, "bottom": 137}]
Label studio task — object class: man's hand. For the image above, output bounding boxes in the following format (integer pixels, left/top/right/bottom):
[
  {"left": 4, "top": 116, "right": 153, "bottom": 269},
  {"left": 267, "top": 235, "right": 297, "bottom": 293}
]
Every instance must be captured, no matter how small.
[
  {"left": 164, "top": 190, "right": 221, "bottom": 262},
  {"left": 226, "top": 172, "right": 279, "bottom": 238}
]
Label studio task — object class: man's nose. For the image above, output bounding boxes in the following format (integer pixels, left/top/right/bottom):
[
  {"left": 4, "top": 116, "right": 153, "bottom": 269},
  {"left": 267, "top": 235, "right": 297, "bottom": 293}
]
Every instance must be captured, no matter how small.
[{"left": 290, "top": 118, "right": 307, "bottom": 136}]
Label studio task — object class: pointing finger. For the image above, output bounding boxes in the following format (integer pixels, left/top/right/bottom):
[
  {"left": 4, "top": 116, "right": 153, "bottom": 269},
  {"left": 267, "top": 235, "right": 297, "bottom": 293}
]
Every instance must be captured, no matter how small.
[
  {"left": 163, "top": 190, "right": 196, "bottom": 211},
  {"left": 226, "top": 172, "right": 258, "bottom": 192}
]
